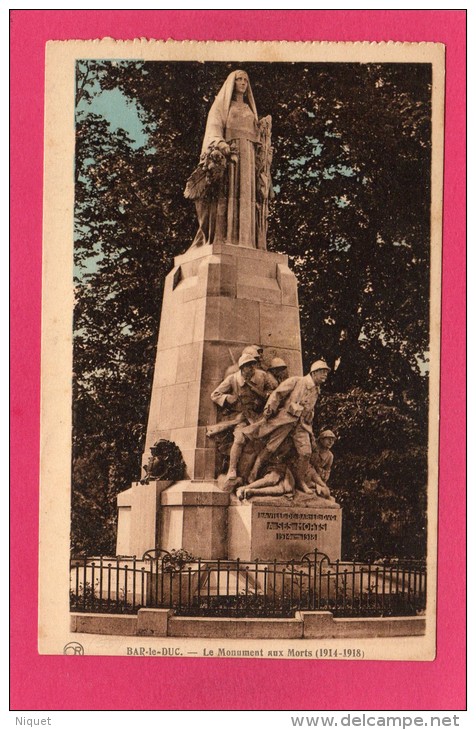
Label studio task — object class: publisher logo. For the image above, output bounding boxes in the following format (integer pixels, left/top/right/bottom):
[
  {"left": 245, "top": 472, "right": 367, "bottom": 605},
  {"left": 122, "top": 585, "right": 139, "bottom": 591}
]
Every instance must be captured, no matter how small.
[{"left": 63, "top": 642, "right": 84, "bottom": 655}]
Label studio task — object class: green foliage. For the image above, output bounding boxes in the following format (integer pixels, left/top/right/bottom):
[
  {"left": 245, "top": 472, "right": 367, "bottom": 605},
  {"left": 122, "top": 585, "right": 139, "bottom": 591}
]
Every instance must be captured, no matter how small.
[
  {"left": 317, "top": 389, "right": 427, "bottom": 559},
  {"left": 72, "top": 60, "right": 431, "bottom": 559},
  {"left": 69, "top": 579, "right": 144, "bottom": 615}
]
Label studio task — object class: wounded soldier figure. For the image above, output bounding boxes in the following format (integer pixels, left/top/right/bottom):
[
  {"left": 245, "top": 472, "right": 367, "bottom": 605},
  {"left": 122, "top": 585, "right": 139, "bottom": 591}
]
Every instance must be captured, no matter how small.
[{"left": 236, "top": 437, "right": 295, "bottom": 501}]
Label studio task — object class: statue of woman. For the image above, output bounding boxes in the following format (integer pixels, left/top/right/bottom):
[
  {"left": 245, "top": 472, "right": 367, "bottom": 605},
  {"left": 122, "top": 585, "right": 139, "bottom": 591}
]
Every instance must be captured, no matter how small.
[{"left": 185, "top": 70, "right": 272, "bottom": 250}]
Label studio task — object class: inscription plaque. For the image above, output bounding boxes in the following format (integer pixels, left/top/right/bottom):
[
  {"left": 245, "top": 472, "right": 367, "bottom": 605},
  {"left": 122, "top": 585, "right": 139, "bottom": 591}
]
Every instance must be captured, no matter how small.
[{"left": 228, "top": 502, "right": 342, "bottom": 562}]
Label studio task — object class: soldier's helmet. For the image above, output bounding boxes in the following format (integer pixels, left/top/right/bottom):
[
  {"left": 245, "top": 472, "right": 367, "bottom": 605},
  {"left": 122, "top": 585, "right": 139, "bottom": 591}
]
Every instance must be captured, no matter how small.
[
  {"left": 238, "top": 353, "right": 258, "bottom": 369},
  {"left": 310, "top": 359, "right": 331, "bottom": 372},
  {"left": 319, "top": 429, "right": 336, "bottom": 440},
  {"left": 269, "top": 357, "right": 287, "bottom": 370},
  {"left": 242, "top": 345, "right": 262, "bottom": 359}
]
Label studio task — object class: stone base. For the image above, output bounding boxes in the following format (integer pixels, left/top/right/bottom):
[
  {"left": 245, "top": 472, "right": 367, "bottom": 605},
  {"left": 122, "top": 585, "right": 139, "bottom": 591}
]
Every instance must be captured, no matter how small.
[
  {"left": 137, "top": 608, "right": 172, "bottom": 637},
  {"left": 116, "top": 480, "right": 172, "bottom": 557},
  {"left": 167, "top": 615, "right": 303, "bottom": 639},
  {"left": 116, "top": 479, "right": 230, "bottom": 559},
  {"left": 228, "top": 496, "right": 342, "bottom": 561},
  {"left": 159, "top": 480, "right": 230, "bottom": 559},
  {"left": 300, "top": 612, "right": 426, "bottom": 639},
  {"left": 70, "top": 612, "right": 426, "bottom": 639},
  {"left": 116, "top": 480, "right": 342, "bottom": 562}
]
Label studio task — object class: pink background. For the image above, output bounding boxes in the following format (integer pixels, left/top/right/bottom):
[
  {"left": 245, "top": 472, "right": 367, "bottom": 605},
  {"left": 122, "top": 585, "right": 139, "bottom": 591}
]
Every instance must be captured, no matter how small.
[{"left": 10, "top": 10, "right": 466, "bottom": 710}]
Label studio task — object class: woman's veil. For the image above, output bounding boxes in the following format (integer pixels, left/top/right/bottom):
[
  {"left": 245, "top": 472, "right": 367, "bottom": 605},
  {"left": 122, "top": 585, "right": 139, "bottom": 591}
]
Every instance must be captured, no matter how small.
[{"left": 200, "top": 70, "right": 258, "bottom": 155}]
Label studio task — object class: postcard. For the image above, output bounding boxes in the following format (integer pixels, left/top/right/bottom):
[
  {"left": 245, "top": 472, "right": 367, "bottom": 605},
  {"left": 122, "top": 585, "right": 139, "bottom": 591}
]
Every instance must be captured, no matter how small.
[{"left": 38, "top": 39, "right": 445, "bottom": 665}]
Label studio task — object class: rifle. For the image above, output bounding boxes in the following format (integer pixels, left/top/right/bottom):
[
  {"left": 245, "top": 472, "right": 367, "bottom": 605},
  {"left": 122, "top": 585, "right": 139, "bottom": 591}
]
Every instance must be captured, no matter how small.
[{"left": 206, "top": 414, "right": 245, "bottom": 438}]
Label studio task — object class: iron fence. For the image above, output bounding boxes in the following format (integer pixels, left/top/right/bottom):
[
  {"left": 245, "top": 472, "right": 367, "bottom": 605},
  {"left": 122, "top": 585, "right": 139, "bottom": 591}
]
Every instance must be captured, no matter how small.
[{"left": 70, "top": 550, "right": 426, "bottom": 618}]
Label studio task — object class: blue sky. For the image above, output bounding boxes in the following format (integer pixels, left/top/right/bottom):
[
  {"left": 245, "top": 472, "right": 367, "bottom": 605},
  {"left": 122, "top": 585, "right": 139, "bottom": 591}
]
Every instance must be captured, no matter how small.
[{"left": 78, "top": 85, "right": 148, "bottom": 149}]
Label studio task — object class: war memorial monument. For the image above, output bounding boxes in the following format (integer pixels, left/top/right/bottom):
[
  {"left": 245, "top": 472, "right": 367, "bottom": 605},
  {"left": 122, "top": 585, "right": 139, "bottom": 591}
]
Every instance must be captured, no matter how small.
[{"left": 115, "top": 70, "right": 342, "bottom": 564}]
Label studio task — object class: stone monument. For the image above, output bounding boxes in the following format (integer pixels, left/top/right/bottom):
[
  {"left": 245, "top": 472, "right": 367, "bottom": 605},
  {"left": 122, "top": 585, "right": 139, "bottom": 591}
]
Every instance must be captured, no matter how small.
[{"left": 116, "top": 70, "right": 342, "bottom": 562}]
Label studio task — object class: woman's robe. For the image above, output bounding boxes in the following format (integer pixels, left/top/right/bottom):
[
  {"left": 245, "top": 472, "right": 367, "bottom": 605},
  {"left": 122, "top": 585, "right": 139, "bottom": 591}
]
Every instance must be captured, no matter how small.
[{"left": 188, "top": 71, "right": 264, "bottom": 249}]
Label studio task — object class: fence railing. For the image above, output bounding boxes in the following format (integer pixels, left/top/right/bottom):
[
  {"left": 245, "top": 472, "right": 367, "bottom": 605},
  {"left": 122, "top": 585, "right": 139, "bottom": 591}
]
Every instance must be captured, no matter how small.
[{"left": 70, "top": 550, "right": 426, "bottom": 619}]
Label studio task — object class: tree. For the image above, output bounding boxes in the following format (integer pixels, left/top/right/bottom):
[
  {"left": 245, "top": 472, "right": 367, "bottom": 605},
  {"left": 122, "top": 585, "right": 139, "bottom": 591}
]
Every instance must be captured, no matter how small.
[
  {"left": 72, "top": 61, "right": 431, "bottom": 558},
  {"left": 317, "top": 388, "right": 427, "bottom": 559}
]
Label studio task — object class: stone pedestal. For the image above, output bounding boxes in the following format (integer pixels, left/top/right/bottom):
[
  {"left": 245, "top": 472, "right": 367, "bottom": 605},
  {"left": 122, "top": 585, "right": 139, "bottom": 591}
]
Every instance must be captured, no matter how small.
[
  {"left": 116, "top": 480, "right": 172, "bottom": 557},
  {"left": 143, "top": 242, "right": 302, "bottom": 480},
  {"left": 228, "top": 498, "right": 342, "bottom": 562},
  {"left": 117, "top": 480, "right": 230, "bottom": 559},
  {"left": 116, "top": 241, "right": 344, "bottom": 563},
  {"left": 159, "top": 480, "right": 230, "bottom": 559}
]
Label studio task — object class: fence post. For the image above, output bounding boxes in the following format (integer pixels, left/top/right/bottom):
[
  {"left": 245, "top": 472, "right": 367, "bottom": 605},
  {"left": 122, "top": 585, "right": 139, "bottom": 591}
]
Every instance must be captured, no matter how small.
[
  {"left": 107, "top": 562, "right": 112, "bottom": 609},
  {"left": 132, "top": 557, "right": 136, "bottom": 611}
]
